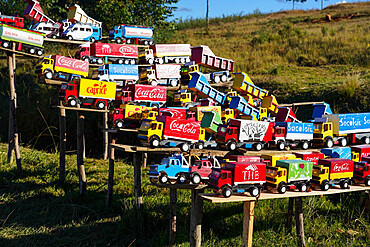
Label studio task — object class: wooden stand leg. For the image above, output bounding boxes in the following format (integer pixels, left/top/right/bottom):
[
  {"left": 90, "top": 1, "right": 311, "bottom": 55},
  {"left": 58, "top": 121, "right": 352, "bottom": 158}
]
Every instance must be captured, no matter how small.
[
  {"left": 295, "top": 197, "right": 306, "bottom": 247},
  {"left": 169, "top": 188, "right": 177, "bottom": 246},
  {"left": 190, "top": 189, "right": 204, "bottom": 247},
  {"left": 59, "top": 108, "right": 66, "bottom": 184},
  {"left": 142, "top": 153, "right": 148, "bottom": 168},
  {"left": 133, "top": 153, "right": 143, "bottom": 207},
  {"left": 242, "top": 201, "right": 255, "bottom": 247},
  {"left": 286, "top": 197, "right": 295, "bottom": 232},
  {"left": 103, "top": 108, "right": 108, "bottom": 160},
  {"left": 77, "top": 112, "right": 86, "bottom": 195},
  {"left": 106, "top": 134, "right": 116, "bottom": 208}
]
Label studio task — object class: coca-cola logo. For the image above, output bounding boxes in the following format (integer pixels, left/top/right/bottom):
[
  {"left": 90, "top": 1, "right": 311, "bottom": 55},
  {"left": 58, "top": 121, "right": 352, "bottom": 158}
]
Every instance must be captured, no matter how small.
[
  {"left": 135, "top": 88, "right": 165, "bottom": 99},
  {"left": 169, "top": 120, "right": 197, "bottom": 134},
  {"left": 119, "top": 46, "right": 136, "bottom": 55},
  {"left": 333, "top": 163, "right": 350, "bottom": 172},
  {"left": 57, "top": 56, "right": 88, "bottom": 71},
  {"left": 87, "top": 82, "right": 107, "bottom": 95}
]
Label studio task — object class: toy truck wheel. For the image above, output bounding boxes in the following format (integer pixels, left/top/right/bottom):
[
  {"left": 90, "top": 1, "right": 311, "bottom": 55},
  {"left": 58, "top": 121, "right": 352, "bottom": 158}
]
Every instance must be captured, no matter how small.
[
  {"left": 191, "top": 173, "right": 201, "bottom": 184},
  {"left": 253, "top": 143, "right": 262, "bottom": 151},
  {"left": 278, "top": 182, "right": 287, "bottom": 194},
  {"left": 116, "top": 38, "right": 122, "bottom": 44},
  {"left": 90, "top": 37, "right": 96, "bottom": 42},
  {"left": 299, "top": 183, "right": 307, "bottom": 192},
  {"left": 365, "top": 178, "right": 370, "bottom": 186},
  {"left": 97, "top": 101, "right": 106, "bottom": 110},
  {"left": 177, "top": 174, "right": 187, "bottom": 184},
  {"left": 68, "top": 98, "right": 77, "bottom": 107},
  {"left": 325, "top": 138, "right": 334, "bottom": 148},
  {"left": 36, "top": 49, "right": 43, "bottom": 56},
  {"left": 52, "top": 35, "right": 57, "bottom": 39},
  {"left": 118, "top": 59, "right": 124, "bottom": 64},
  {"left": 148, "top": 58, "right": 154, "bottom": 65},
  {"left": 150, "top": 137, "right": 160, "bottom": 148},
  {"left": 221, "top": 75, "right": 228, "bottom": 82},
  {"left": 362, "top": 136, "right": 370, "bottom": 144},
  {"left": 180, "top": 143, "right": 190, "bottom": 152},
  {"left": 2, "top": 41, "right": 10, "bottom": 48},
  {"left": 149, "top": 40, "right": 154, "bottom": 45},
  {"left": 249, "top": 187, "right": 260, "bottom": 197},
  {"left": 150, "top": 80, "right": 158, "bottom": 86},
  {"left": 301, "top": 141, "right": 309, "bottom": 150},
  {"left": 170, "top": 79, "right": 178, "bottom": 87},
  {"left": 214, "top": 76, "right": 221, "bottom": 84},
  {"left": 29, "top": 48, "right": 35, "bottom": 54},
  {"left": 130, "top": 59, "right": 136, "bottom": 65},
  {"left": 227, "top": 141, "right": 237, "bottom": 151},
  {"left": 115, "top": 120, "right": 124, "bottom": 129},
  {"left": 340, "top": 180, "right": 349, "bottom": 189},
  {"left": 277, "top": 141, "right": 285, "bottom": 151},
  {"left": 82, "top": 56, "right": 90, "bottom": 63},
  {"left": 143, "top": 40, "right": 149, "bottom": 45},
  {"left": 321, "top": 181, "right": 330, "bottom": 191},
  {"left": 197, "top": 142, "right": 204, "bottom": 150},
  {"left": 222, "top": 187, "right": 232, "bottom": 198},
  {"left": 97, "top": 58, "right": 104, "bottom": 64},
  {"left": 68, "top": 35, "right": 73, "bottom": 40},
  {"left": 45, "top": 71, "right": 53, "bottom": 79},
  {"left": 339, "top": 138, "right": 347, "bottom": 147},
  {"left": 174, "top": 58, "right": 180, "bottom": 64},
  {"left": 159, "top": 174, "right": 168, "bottom": 184}
]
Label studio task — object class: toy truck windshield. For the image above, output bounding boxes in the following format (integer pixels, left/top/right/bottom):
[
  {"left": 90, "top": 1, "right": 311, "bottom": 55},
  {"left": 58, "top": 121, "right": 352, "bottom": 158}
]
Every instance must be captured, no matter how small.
[
  {"left": 140, "top": 121, "right": 151, "bottom": 129},
  {"left": 219, "top": 126, "right": 227, "bottom": 133}
]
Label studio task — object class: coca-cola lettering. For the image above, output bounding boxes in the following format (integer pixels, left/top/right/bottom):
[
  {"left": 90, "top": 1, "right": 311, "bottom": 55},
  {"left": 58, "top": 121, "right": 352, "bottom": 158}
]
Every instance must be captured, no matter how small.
[
  {"left": 333, "top": 163, "right": 350, "bottom": 172},
  {"left": 135, "top": 88, "right": 166, "bottom": 100},
  {"left": 169, "top": 120, "right": 197, "bottom": 134},
  {"left": 57, "top": 56, "right": 88, "bottom": 71}
]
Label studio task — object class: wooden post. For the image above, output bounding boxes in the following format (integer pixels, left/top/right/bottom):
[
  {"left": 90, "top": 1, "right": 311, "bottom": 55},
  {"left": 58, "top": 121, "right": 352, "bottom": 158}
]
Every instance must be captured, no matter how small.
[
  {"left": 77, "top": 112, "right": 87, "bottom": 195},
  {"left": 295, "top": 197, "right": 306, "bottom": 247},
  {"left": 142, "top": 153, "right": 148, "bottom": 168},
  {"left": 190, "top": 188, "right": 204, "bottom": 247},
  {"left": 59, "top": 107, "right": 66, "bottom": 184},
  {"left": 133, "top": 153, "right": 143, "bottom": 206},
  {"left": 169, "top": 188, "right": 177, "bottom": 246},
  {"left": 7, "top": 48, "right": 21, "bottom": 172},
  {"left": 242, "top": 201, "right": 255, "bottom": 247},
  {"left": 286, "top": 197, "right": 295, "bottom": 232},
  {"left": 103, "top": 108, "right": 109, "bottom": 160},
  {"left": 106, "top": 134, "right": 116, "bottom": 207}
]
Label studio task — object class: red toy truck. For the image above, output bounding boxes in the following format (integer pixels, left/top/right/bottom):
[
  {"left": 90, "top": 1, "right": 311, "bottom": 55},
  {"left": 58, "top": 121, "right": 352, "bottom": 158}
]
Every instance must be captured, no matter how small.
[
  {"left": 353, "top": 156, "right": 370, "bottom": 186},
  {"left": 311, "top": 158, "right": 354, "bottom": 191},
  {"left": 351, "top": 145, "right": 370, "bottom": 162},
  {"left": 293, "top": 151, "right": 325, "bottom": 166},
  {"left": 186, "top": 157, "right": 221, "bottom": 184},
  {"left": 191, "top": 45, "right": 234, "bottom": 71},
  {"left": 115, "top": 84, "right": 167, "bottom": 106},
  {"left": 209, "top": 162, "right": 266, "bottom": 197},
  {"left": 75, "top": 42, "right": 138, "bottom": 64}
]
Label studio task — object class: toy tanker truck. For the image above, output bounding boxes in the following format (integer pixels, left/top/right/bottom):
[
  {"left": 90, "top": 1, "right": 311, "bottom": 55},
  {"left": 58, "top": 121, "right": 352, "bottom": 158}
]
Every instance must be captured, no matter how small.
[{"left": 109, "top": 24, "right": 153, "bottom": 45}]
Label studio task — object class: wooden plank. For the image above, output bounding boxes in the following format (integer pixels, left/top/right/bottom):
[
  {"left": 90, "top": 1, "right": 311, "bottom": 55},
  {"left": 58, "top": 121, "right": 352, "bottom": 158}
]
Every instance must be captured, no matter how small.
[
  {"left": 242, "top": 201, "right": 255, "bottom": 247},
  {"left": 190, "top": 189, "right": 204, "bottom": 247},
  {"left": 154, "top": 184, "right": 207, "bottom": 190},
  {"left": 55, "top": 105, "right": 109, "bottom": 113},
  {"left": 77, "top": 112, "right": 87, "bottom": 195},
  {"left": 59, "top": 107, "right": 66, "bottom": 184},
  {"left": 279, "top": 101, "right": 325, "bottom": 107},
  {"left": 44, "top": 38, "right": 85, "bottom": 44},
  {"left": 295, "top": 197, "right": 306, "bottom": 247},
  {"left": 103, "top": 107, "right": 109, "bottom": 160},
  {"left": 106, "top": 135, "right": 116, "bottom": 208},
  {"left": 169, "top": 188, "right": 177, "bottom": 246},
  {"left": 200, "top": 185, "right": 370, "bottom": 203},
  {"left": 134, "top": 153, "right": 143, "bottom": 207},
  {"left": 0, "top": 46, "right": 41, "bottom": 58}
]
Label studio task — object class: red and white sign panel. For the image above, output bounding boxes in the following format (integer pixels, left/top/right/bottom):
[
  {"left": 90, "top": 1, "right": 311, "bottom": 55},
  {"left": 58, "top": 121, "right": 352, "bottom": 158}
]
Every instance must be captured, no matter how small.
[
  {"left": 128, "top": 84, "right": 166, "bottom": 103},
  {"left": 53, "top": 55, "right": 89, "bottom": 73},
  {"left": 163, "top": 117, "right": 200, "bottom": 141},
  {"left": 92, "top": 43, "right": 138, "bottom": 58}
]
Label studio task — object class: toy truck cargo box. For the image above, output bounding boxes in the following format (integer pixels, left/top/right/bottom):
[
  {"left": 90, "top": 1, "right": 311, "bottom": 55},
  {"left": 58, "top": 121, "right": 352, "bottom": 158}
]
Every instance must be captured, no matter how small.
[
  {"left": 274, "top": 122, "right": 314, "bottom": 140},
  {"left": 52, "top": 55, "right": 89, "bottom": 77},
  {"left": 351, "top": 145, "right": 370, "bottom": 161},
  {"left": 189, "top": 106, "right": 221, "bottom": 121},
  {"left": 128, "top": 84, "right": 167, "bottom": 103},
  {"left": 224, "top": 162, "right": 266, "bottom": 184},
  {"left": 321, "top": 147, "right": 351, "bottom": 159},
  {"left": 158, "top": 108, "right": 187, "bottom": 119},
  {"left": 225, "top": 155, "right": 261, "bottom": 163},
  {"left": 261, "top": 154, "right": 296, "bottom": 167},
  {"left": 293, "top": 152, "right": 325, "bottom": 166},
  {"left": 153, "top": 64, "right": 181, "bottom": 79},
  {"left": 325, "top": 113, "right": 370, "bottom": 135},
  {"left": 122, "top": 104, "right": 152, "bottom": 121},
  {"left": 91, "top": 42, "right": 138, "bottom": 58},
  {"left": 0, "top": 24, "right": 44, "bottom": 47},
  {"left": 191, "top": 45, "right": 234, "bottom": 71},
  {"left": 151, "top": 44, "right": 191, "bottom": 57},
  {"left": 121, "top": 25, "right": 153, "bottom": 39},
  {"left": 318, "top": 158, "right": 354, "bottom": 180},
  {"left": 229, "top": 119, "right": 273, "bottom": 142},
  {"left": 162, "top": 117, "right": 201, "bottom": 142},
  {"left": 276, "top": 159, "right": 313, "bottom": 182},
  {"left": 96, "top": 64, "right": 138, "bottom": 81},
  {"left": 78, "top": 79, "right": 116, "bottom": 100}
]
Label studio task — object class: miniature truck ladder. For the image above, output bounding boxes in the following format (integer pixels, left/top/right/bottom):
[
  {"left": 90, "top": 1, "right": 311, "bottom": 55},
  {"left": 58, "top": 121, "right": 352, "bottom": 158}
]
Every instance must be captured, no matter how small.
[
  {"left": 188, "top": 72, "right": 227, "bottom": 105},
  {"left": 67, "top": 4, "right": 102, "bottom": 27},
  {"left": 233, "top": 72, "right": 269, "bottom": 99},
  {"left": 24, "top": 0, "right": 55, "bottom": 24},
  {"left": 229, "top": 96, "right": 260, "bottom": 120}
]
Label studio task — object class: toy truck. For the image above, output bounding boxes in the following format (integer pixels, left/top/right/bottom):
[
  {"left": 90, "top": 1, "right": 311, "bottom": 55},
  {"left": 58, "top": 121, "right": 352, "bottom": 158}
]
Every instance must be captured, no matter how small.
[
  {"left": 311, "top": 158, "right": 354, "bottom": 191},
  {"left": 115, "top": 84, "right": 166, "bottom": 106},
  {"left": 321, "top": 147, "right": 351, "bottom": 159},
  {"left": 0, "top": 14, "right": 24, "bottom": 28},
  {"left": 24, "top": 0, "right": 55, "bottom": 24},
  {"left": 351, "top": 145, "right": 370, "bottom": 162},
  {"left": 293, "top": 152, "right": 325, "bottom": 166},
  {"left": 91, "top": 64, "right": 138, "bottom": 85},
  {"left": 353, "top": 157, "right": 370, "bottom": 186},
  {"left": 140, "top": 64, "right": 181, "bottom": 87},
  {"left": 269, "top": 122, "right": 314, "bottom": 150},
  {"left": 148, "top": 154, "right": 190, "bottom": 184},
  {"left": 67, "top": 4, "right": 102, "bottom": 27},
  {"left": 201, "top": 111, "right": 223, "bottom": 134},
  {"left": 191, "top": 45, "right": 234, "bottom": 71},
  {"left": 36, "top": 55, "right": 89, "bottom": 80},
  {"left": 181, "top": 63, "right": 229, "bottom": 84},
  {"left": 229, "top": 96, "right": 261, "bottom": 121},
  {"left": 233, "top": 72, "right": 269, "bottom": 99},
  {"left": 209, "top": 162, "right": 267, "bottom": 197},
  {"left": 109, "top": 24, "right": 153, "bottom": 45},
  {"left": 32, "top": 22, "right": 60, "bottom": 39},
  {"left": 109, "top": 104, "right": 152, "bottom": 128},
  {"left": 59, "top": 78, "right": 116, "bottom": 109},
  {"left": 216, "top": 119, "right": 274, "bottom": 151},
  {"left": 189, "top": 106, "right": 221, "bottom": 122},
  {"left": 75, "top": 42, "right": 138, "bottom": 64},
  {"left": 173, "top": 90, "right": 193, "bottom": 107},
  {"left": 261, "top": 154, "right": 297, "bottom": 167},
  {"left": 0, "top": 24, "right": 45, "bottom": 55},
  {"left": 187, "top": 157, "right": 221, "bottom": 184},
  {"left": 139, "top": 44, "right": 191, "bottom": 64},
  {"left": 61, "top": 23, "right": 102, "bottom": 42},
  {"left": 266, "top": 159, "right": 313, "bottom": 193},
  {"left": 313, "top": 112, "right": 370, "bottom": 148},
  {"left": 138, "top": 115, "right": 207, "bottom": 152}
]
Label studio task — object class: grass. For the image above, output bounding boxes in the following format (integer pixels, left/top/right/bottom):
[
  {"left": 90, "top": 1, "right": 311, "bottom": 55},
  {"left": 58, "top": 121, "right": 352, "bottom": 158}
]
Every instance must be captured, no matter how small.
[{"left": 0, "top": 142, "right": 369, "bottom": 246}]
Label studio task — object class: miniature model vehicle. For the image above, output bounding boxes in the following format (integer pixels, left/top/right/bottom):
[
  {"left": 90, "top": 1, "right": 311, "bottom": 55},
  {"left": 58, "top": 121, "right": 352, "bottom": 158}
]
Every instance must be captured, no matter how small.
[
  {"left": 266, "top": 159, "right": 313, "bottom": 194},
  {"left": 109, "top": 104, "right": 153, "bottom": 128},
  {"left": 115, "top": 84, "right": 166, "bottom": 106},
  {"left": 109, "top": 24, "right": 153, "bottom": 45},
  {"left": 139, "top": 44, "right": 191, "bottom": 64},
  {"left": 32, "top": 22, "right": 60, "bottom": 39},
  {"left": 293, "top": 151, "right": 325, "bottom": 166},
  {"left": 321, "top": 147, "right": 351, "bottom": 159},
  {"left": 181, "top": 63, "right": 229, "bottom": 84},
  {"left": 0, "top": 14, "right": 24, "bottom": 28},
  {"left": 191, "top": 45, "right": 234, "bottom": 71},
  {"left": 351, "top": 145, "right": 370, "bottom": 162},
  {"left": 270, "top": 122, "right": 314, "bottom": 150},
  {"left": 311, "top": 158, "right": 354, "bottom": 191},
  {"left": 353, "top": 157, "right": 370, "bottom": 186},
  {"left": 140, "top": 64, "right": 181, "bottom": 87},
  {"left": 61, "top": 23, "right": 102, "bottom": 42},
  {"left": 91, "top": 64, "right": 138, "bottom": 85}
]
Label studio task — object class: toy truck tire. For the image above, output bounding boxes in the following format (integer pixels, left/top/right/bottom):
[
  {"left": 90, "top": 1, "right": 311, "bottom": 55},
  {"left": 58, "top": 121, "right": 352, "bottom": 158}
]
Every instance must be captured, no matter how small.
[
  {"left": 180, "top": 143, "right": 190, "bottom": 152},
  {"left": 362, "top": 136, "right": 370, "bottom": 144},
  {"left": 253, "top": 143, "right": 263, "bottom": 151},
  {"left": 96, "top": 101, "right": 106, "bottom": 110},
  {"left": 301, "top": 141, "right": 309, "bottom": 150},
  {"left": 150, "top": 136, "right": 160, "bottom": 148},
  {"left": 227, "top": 140, "right": 237, "bottom": 151},
  {"left": 36, "top": 49, "right": 43, "bottom": 56},
  {"left": 97, "top": 58, "right": 104, "bottom": 65},
  {"left": 169, "top": 79, "right": 178, "bottom": 87},
  {"left": 2, "top": 41, "right": 10, "bottom": 48},
  {"left": 150, "top": 80, "right": 158, "bottom": 86},
  {"left": 339, "top": 138, "right": 347, "bottom": 147},
  {"left": 278, "top": 182, "right": 287, "bottom": 194},
  {"left": 159, "top": 173, "right": 169, "bottom": 184},
  {"left": 197, "top": 142, "right": 204, "bottom": 150},
  {"left": 191, "top": 173, "right": 201, "bottom": 184},
  {"left": 115, "top": 120, "right": 124, "bottom": 128},
  {"left": 340, "top": 179, "right": 349, "bottom": 189},
  {"left": 116, "top": 38, "right": 122, "bottom": 44},
  {"left": 299, "top": 183, "right": 307, "bottom": 192},
  {"left": 221, "top": 74, "right": 228, "bottom": 82},
  {"left": 68, "top": 35, "right": 73, "bottom": 41},
  {"left": 277, "top": 141, "right": 285, "bottom": 151},
  {"left": 320, "top": 180, "right": 330, "bottom": 191},
  {"left": 365, "top": 177, "right": 370, "bottom": 186},
  {"left": 90, "top": 37, "right": 96, "bottom": 43},
  {"left": 82, "top": 56, "right": 90, "bottom": 63},
  {"left": 325, "top": 138, "right": 334, "bottom": 148},
  {"left": 68, "top": 97, "right": 78, "bottom": 107},
  {"left": 222, "top": 186, "right": 233, "bottom": 198},
  {"left": 29, "top": 48, "right": 35, "bottom": 54},
  {"left": 44, "top": 70, "right": 53, "bottom": 79},
  {"left": 214, "top": 76, "right": 221, "bottom": 84},
  {"left": 177, "top": 174, "right": 187, "bottom": 184},
  {"left": 249, "top": 187, "right": 260, "bottom": 197},
  {"left": 52, "top": 34, "right": 57, "bottom": 39}
]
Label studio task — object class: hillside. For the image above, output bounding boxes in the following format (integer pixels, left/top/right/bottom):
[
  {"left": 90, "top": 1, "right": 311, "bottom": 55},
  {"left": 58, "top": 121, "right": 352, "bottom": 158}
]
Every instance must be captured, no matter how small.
[{"left": 172, "top": 2, "right": 370, "bottom": 114}]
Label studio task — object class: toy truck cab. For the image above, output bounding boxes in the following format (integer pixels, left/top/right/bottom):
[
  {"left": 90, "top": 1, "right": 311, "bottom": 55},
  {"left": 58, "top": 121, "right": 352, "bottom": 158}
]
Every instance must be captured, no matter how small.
[
  {"left": 139, "top": 49, "right": 157, "bottom": 64},
  {"left": 209, "top": 168, "right": 233, "bottom": 196},
  {"left": 138, "top": 119, "right": 164, "bottom": 147},
  {"left": 148, "top": 154, "right": 190, "bottom": 184},
  {"left": 173, "top": 91, "right": 192, "bottom": 107},
  {"left": 59, "top": 82, "right": 78, "bottom": 107},
  {"left": 36, "top": 56, "right": 54, "bottom": 79},
  {"left": 62, "top": 23, "right": 101, "bottom": 42},
  {"left": 75, "top": 42, "right": 91, "bottom": 62},
  {"left": 313, "top": 121, "right": 336, "bottom": 147},
  {"left": 188, "top": 158, "right": 221, "bottom": 184},
  {"left": 216, "top": 125, "right": 238, "bottom": 150},
  {"left": 353, "top": 157, "right": 370, "bottom": 186}
]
